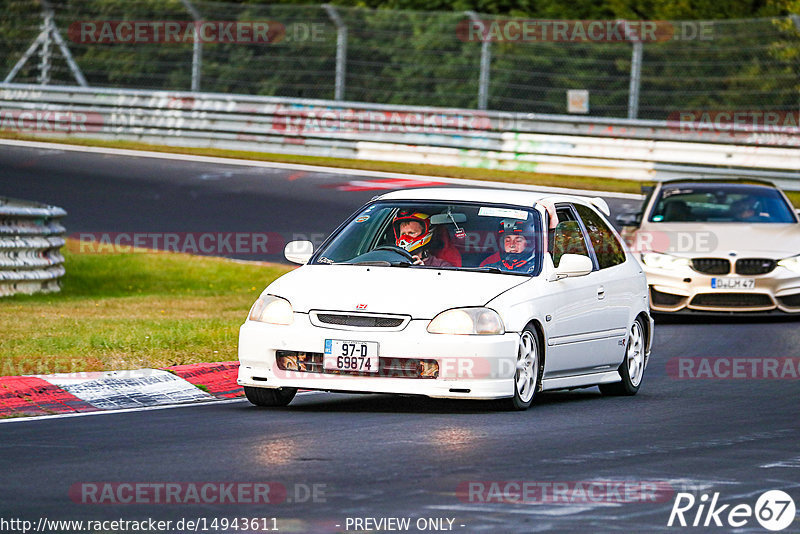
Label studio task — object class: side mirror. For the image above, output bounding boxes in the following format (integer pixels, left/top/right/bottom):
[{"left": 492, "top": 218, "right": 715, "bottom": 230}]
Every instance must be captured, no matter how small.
[
  {"left": 284, "top": 240, "right": 314, "bottom": 264},
  {"left": 615, "top": 212, "right": 642, "bottom": 227},
  {"left": 552, "top": 254, "right": 593, "bottom": 279}
]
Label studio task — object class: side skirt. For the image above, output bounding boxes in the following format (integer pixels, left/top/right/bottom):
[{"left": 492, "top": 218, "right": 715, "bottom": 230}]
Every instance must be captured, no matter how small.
[{"left": 541, "top": 370, "right": 622, "bottom": 391}]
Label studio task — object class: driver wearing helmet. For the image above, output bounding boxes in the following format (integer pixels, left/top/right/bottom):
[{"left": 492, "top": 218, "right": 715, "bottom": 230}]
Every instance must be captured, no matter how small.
[
  {"left": 731, "top": 197, "right": 759, "bottom": 222},
  {"left": 484, "top": 219, "right": 537, "bottom": 272},
  {"left": 393, "top": 210, "right": 452, "bottom": 267}
]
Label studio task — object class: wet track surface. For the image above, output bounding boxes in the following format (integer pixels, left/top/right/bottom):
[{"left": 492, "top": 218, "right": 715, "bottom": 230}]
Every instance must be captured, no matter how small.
[{"left": 1, "top": 144, "right": 799, "bottom": 533}]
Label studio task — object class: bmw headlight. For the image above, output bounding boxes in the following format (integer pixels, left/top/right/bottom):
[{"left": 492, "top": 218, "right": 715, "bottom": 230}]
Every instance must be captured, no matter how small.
[
  {"left": 248, "top": 295, "right": 294, "bottom": 325},
  {"left": 640, "top": 252, "right": 691, "bottom": 270},
  {"left": 427, "top": 307, "right": 504, "bottom": 335},
  {"left": 778, "top": 255, "right": 800, "bottom": 274}
]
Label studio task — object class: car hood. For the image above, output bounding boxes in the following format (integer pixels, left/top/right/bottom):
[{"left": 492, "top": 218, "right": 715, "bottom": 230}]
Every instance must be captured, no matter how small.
[
  {"left": 636, "top": 223, "right": 800, "bottom": 258},
  {"left": 265, "top": 265, "right": 529, "bottom": 318}
]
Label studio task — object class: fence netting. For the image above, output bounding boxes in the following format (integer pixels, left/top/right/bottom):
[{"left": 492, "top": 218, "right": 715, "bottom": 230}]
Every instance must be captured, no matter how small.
[{"left": 2, "top": 0, "right": 798, "bottom": 119}]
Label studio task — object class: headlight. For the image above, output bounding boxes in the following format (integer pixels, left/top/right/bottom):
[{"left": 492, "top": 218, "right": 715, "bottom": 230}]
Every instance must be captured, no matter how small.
[
  {"left": 640, "top": 252, "right": 691, "bottom": 270},
  {"left": 427, "top": 307, "right": 504, "bottom": 335},
  {"left": 778, "top": 255, "right": 800, "bottom": 273},
  {"left": 248, "top": 295, "right": 294, "bottom": 325}
]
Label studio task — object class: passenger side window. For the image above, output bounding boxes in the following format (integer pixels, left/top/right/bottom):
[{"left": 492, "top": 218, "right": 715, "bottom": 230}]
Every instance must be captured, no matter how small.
[
  {"left": 575, "top": 204, "right": 626, "bottom": 269},
  {"left": 552, "top": 221, "right": 590, "bottom": 268}
]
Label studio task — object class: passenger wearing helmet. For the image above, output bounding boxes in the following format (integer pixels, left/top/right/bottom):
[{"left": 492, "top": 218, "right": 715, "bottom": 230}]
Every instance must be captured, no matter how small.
[
  {"left": 392, "top": 210, "right": 452, "bottom": 267},
  {"left": 484, "top": 219, "right": 537, "bottom": 272}
]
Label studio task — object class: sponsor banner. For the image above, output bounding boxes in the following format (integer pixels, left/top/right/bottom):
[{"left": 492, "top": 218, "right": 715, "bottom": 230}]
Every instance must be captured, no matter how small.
[
  {"left": 271, "top": 107, "right": 493, "bottom": 135},
  {"left": 0, "top": 110, "right": 103, "bottom": 133},
  {"left": 668, "top": 111, "right": 800, "bottom": 133}
]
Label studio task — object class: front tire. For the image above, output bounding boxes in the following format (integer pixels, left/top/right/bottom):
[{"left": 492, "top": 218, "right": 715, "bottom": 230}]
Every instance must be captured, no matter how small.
[
  {"left": 244, "top": 386, "right": 297, "bottom": 407},
  {"left": 506, "top": 326, "right": 542, "bottom": 411},
  {"left": 599, "top": 317, "right": 646, "bottom": 396}
]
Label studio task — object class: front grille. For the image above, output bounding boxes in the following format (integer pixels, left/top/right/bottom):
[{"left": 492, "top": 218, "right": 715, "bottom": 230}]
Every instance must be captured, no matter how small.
[
  {"left": 690, "top": 293, "right": 774, "bottom": 308},
  {"left": 777, "top": 294, "right": 800, "bottom": 308},
  {"left": 275, "top": 350, "right": 437, "bottom": 378},
  {"left": 315, "top": 313, "right": 404, "bottom": 328},
  {"left": 735, "top": 258, "right": 777, "bottom": 275},
  {"left": 650, "top": 288, "right": 686, "bottom": 307},
  {"left": 691, "top": 258, "right": 730, "bottom": 275}
]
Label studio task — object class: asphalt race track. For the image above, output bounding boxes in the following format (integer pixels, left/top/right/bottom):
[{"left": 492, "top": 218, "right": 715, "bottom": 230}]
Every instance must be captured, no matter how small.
[{"left": 1, "top": 144, "right": 799, "bottom": 533}]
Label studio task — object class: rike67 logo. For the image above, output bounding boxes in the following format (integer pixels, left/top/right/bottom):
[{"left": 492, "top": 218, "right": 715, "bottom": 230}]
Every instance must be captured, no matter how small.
[{"left": 668, "top": 490, "right": 796, "bottom": 531}]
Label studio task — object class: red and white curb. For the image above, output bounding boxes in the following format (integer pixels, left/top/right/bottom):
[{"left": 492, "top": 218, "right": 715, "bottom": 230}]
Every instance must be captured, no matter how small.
[{"left": 0, "top": 361, "right": 243, "bottom": 418}]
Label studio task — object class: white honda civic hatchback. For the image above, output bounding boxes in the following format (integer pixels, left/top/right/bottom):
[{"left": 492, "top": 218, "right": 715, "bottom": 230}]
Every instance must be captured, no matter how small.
[{"left": 238, "top": 188, "right": 653, "bottom": 410}]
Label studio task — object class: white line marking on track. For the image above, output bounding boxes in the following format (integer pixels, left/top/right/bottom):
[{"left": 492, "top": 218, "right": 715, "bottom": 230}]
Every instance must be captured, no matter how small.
[
  {"left": 0, "top": 391, "right": 324, "bottom": 424},
  {"left": 0, "top": 138, "right": 643, "bottom": 199}
]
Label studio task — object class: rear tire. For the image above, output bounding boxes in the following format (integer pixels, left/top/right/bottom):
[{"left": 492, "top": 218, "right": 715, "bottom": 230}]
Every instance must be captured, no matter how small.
[
  {"left": 599, "top": 317, "right": 645, "bottom": 396},
  {"left": 244, "top": 386, "right": 297, "bottom": 407},
  {"left": 505, "top": 326, "right": 542, "bottom": 411}
]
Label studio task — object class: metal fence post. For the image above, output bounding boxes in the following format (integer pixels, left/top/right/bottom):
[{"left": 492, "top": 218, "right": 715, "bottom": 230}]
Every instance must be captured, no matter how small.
[
  {"left": 619, "top": 21, "right": 642, "bottom": 120},
  {"left": 628, "top": 41, "right": 642, "bottom": 119},
  {"left": 323, "top": 4, "right": 347, "bottom": 101},
  {"left": 466, "top": 11, "right": 490, "bottom": 110},
  {"left": 180, "top": 0, "right": 203, "bottom": 92}
]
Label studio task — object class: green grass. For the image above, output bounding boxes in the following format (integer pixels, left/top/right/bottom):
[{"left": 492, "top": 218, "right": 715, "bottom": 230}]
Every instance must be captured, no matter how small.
[{"left": 0, "top": 240, "right": 293, "bottom": 375}]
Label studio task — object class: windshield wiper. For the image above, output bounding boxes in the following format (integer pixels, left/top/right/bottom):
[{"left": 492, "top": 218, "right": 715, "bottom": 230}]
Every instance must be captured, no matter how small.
[{"left": 456, "top": 266, "right": 530, "bottom": 276}]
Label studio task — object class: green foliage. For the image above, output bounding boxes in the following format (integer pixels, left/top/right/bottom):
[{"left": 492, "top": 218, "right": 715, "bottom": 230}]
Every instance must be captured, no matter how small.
[{"left": 1, "top": 0, "right": 798, "bottom": 118}]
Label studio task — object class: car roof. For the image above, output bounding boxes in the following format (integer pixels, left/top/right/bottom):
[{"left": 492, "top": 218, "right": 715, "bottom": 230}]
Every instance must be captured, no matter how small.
[
  {"left": 374, "top": 187, "right": 607, "bottom": 213},
  {"left": 660, "top": 178, "right": 779, "bottom": 189}
]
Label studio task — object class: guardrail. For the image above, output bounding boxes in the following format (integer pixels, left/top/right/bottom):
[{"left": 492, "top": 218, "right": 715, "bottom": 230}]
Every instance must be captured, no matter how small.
[
  {"left": 0, "top": 196, "right": 66, "bottom": 297},
  {"left": 1, "top": 83, "right": 798, "bottom": 188}
]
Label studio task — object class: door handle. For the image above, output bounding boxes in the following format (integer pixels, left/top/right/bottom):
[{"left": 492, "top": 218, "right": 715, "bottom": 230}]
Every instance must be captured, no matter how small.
[{"left": 597, "top": 286, "right": 605, "bottom": 299}]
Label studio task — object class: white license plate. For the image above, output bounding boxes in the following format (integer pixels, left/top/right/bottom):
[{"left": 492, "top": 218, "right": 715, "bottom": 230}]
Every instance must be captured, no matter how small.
[
  {"left": 711, "top": 278, "right": 755, "bottom": 289},
  {"left": 323, "top": 339, "right": 379, "bottom": 373}
]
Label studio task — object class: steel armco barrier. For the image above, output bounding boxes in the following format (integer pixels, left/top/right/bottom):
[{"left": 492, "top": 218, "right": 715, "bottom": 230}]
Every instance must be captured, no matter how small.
[
  {"left": 0, "top": 83, "right": 798, "bottom": 188},
  {"left": 0, "top": 196, "right": 66, "bottom": 297}
]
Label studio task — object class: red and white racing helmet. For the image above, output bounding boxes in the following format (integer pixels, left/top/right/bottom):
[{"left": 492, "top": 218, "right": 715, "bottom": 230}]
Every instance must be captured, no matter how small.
[{"left": 393, "top": 210, "right": 433, "bottom": 253}]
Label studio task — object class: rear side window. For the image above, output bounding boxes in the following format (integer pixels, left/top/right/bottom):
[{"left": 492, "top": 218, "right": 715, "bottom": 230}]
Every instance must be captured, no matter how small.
[{"left": 575, "top": 204, "right": 626, "bottom": 269}]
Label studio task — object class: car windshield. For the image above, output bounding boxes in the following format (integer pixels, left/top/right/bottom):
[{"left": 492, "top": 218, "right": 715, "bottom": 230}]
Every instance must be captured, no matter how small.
[
  {"left": 649, "top": 184, "right": 796, "bottom": 223},
  {"left": 312, "top": 201, "right": 544, "bottom": 275}
]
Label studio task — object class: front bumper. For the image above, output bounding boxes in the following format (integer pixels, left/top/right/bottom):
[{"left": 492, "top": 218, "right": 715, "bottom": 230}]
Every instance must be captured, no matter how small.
[
  {"left": 644, "top": 265, "right": 800, "bottom": 314},
  {"left": 237, "top": 314, "right": 519, "bottom": 400}
]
